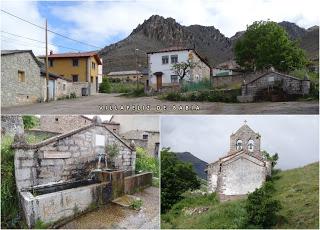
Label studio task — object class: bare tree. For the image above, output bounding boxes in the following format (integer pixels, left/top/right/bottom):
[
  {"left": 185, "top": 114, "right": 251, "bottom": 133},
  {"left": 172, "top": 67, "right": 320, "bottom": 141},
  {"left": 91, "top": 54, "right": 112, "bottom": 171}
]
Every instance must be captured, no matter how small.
[{"left": 171, "top": 60, "right": 198, "bottom": 85}]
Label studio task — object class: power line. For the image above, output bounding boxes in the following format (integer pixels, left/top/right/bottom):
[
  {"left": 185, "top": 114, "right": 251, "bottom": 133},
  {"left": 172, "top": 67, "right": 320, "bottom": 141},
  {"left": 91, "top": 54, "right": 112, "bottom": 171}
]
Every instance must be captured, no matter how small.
[
  {"left": 1, "top": 30, "right": 84, "bottom": 52},
  {"left": 1, "top": 37, "right": 46, "bottom": 50},
  {"left": 1, "top": 9, "right": 102, "bottom": 49}
]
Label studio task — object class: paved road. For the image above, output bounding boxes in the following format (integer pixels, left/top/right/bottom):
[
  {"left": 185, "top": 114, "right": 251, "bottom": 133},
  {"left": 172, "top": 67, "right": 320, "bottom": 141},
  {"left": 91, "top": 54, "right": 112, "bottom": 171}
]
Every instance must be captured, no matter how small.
[{"left": 1, "top": 93, "right": 318, "bottom": 114}]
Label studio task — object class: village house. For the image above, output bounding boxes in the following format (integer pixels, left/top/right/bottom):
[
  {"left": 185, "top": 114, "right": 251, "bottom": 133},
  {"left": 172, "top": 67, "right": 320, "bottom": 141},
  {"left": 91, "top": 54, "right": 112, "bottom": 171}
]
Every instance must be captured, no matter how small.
[
  {"left": 1, "top": 50, "right": 73, "bottom": 107},
  {"left": 147, "top": 47, "right": 211, "bottom": 91},
  {"left": 106, "top": 70, "right": 148, "bottom": 82},
  {"left": 110, "top": 115, "right": 160, "bottom": 157},
  {"left": 39, "top": 51, "right": 102, "bottom": 95},
  {"left": 206, "top": 123, "right": 271, "bottom": 201},
  {"left": 39, "top": 115, "right": 120, "bottom": 134}
]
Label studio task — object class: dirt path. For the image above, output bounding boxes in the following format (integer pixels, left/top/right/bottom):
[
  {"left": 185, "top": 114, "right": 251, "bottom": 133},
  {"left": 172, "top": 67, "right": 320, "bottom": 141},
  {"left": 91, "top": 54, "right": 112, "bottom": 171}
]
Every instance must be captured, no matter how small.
[
  {"left": 1, "top": 93, "right": 318, "bottom": 114},
  {"left": 60, "top": 186, "right": 160, "bottom": 229}
]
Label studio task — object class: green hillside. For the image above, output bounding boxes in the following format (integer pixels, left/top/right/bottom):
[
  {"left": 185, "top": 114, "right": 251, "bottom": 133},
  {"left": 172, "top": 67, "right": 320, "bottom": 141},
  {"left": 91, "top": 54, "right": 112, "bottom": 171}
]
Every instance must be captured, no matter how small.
[{"left": 161, "top": 162, "right": 319, "bottom": 229}]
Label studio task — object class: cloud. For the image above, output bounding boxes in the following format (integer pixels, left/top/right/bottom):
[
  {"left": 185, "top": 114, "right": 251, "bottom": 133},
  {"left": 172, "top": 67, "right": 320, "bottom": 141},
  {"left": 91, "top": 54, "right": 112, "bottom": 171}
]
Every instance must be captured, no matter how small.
[
  {"left": 1, "top": 1, "right": 58, "bottom": 55},
  {"left": 48, "top": 0, "right": 319, "bottom": 47},
  {"left": 160, "top": 115, "right": 319, "bottom": 170}
]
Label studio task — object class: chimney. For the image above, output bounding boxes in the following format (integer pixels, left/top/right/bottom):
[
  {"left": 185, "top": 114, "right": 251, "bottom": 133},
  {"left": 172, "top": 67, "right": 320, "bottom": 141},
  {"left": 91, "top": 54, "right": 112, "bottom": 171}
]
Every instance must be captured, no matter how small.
[{"left": 49, "top": 50, "right": 53, "bottom": 55}]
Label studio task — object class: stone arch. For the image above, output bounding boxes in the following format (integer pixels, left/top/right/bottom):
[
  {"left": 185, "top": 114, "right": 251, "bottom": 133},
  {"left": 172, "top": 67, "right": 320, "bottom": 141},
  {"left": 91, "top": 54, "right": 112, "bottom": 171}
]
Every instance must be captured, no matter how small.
[
  {"left": 236, "top": 139, "right": 243, "bottom": 151},
  {"left": 247, "top": 139, "right": 254, "bottom": 152}
]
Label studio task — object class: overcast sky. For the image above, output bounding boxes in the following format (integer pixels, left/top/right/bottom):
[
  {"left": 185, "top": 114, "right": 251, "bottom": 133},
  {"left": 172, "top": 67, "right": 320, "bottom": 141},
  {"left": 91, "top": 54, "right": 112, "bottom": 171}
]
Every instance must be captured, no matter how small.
[
  {"left": 161, "top": 115, "right": 319, "bottom": 170},
  {"left": 1, "top": 0, "right": 319, "bottom": 55}
]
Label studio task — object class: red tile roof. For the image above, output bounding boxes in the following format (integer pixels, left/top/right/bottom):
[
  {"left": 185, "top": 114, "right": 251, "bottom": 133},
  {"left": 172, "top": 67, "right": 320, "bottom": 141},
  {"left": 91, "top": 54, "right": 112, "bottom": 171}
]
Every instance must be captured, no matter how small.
[{"left": 39, "top": 51, "right": 102, "bottom": 64}]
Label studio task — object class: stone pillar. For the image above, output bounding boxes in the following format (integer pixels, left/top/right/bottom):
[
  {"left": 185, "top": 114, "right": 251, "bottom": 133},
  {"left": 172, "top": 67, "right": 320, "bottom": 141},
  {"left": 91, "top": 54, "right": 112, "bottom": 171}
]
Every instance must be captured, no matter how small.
[{"left": 302, "top": 80, "right": 310, "bottom": 95}]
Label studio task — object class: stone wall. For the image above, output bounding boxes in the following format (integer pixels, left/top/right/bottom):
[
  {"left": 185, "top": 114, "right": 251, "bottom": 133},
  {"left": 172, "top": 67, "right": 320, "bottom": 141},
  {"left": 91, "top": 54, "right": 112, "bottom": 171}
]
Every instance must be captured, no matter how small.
[
  {"left": 207, "top": 162, "right": 220, "bottom": 193},
  {"left": 124, "top": 172, "right": 153, "bottom": 194},
  {"left": 238, "top": 71, "right": 310, "bottom": 102},
  {"left": 1, "top": 115, "right": 24, "bottom": 136},
  {"left": 1, "top": 52, "right": 44, "bottom": 107},
  {"left": 40, "top": 115, "right": 92, "bottom": 134},
  {"left": 14, "top": 124, "right": 135, "bottom": 190},
  {"left": 218, "top": 155, "right": 266, "bottom": 195},
  {"left": 20, "top": 182, "right": 107, "bottom": 227},
  {"left": 212, "top": 72, "right": 260, "bottom": 88}
]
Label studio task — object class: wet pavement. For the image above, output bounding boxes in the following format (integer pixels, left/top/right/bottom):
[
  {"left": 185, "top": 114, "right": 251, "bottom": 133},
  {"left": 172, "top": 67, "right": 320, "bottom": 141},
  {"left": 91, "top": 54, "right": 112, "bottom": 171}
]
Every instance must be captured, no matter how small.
[
  {"left": 60, "top": 186, "right": 160, "bottom": 229},
  {"left": 1, "top": 93, "right": 318, "bottom": 114}
]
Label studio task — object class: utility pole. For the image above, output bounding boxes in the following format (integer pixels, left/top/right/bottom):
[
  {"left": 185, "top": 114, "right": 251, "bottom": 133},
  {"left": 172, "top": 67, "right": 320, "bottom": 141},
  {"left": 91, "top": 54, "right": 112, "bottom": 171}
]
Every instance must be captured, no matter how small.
[
  {"left": 45, "top": 19, "right": 49, "bottom": 102},
  {"left": 135, "top": 46, "right": 138, "bottom": 89}
]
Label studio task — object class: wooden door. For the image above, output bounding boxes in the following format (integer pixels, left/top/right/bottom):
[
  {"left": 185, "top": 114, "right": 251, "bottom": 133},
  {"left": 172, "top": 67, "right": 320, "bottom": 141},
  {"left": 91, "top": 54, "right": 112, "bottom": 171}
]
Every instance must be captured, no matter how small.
[{"left": 156, "top": 75, "right": 162, "bottom": 91}]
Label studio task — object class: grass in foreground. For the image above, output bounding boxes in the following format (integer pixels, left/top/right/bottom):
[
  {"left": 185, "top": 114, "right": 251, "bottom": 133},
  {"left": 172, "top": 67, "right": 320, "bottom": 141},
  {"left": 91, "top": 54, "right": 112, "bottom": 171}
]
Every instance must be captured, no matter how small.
[{"left": 161, "top": 162, "right": 319, "bottom": 229}]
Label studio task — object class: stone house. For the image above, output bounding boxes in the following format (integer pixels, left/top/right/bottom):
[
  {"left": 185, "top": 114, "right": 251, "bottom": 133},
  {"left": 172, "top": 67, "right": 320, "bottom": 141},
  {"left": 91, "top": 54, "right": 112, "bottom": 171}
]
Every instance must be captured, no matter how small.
[
  {"left": 1, "top": 50, "right": 82, "bottom": 107},
  {"left": 13, "top": 118, "right": 135, "bottom": 191},
  {"left": 207, "top": 123, "right": 271, "bottom": 201},
  {"left": 237, "top": 70, "right": 310, "bottom": 102},
  {"left": 147, "top": 47, "right": 211, "bottom": 91},
  {"left": 39, "top": 51, "right": 102, "bottom": 95},
  {"left": 106, "top": 70, "right": 147, "bottom": 82},
  {"left": 39, "top": 115, "right": 120, "bottom": 134},
  {"left": 121, "top": 130, "right": 160, "bottom": 158}
]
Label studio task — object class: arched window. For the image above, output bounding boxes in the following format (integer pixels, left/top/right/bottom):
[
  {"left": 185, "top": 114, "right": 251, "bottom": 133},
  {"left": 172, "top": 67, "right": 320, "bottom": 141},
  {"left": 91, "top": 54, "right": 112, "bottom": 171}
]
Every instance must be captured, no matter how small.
[
  {"left": 248, "top": 139, "right": 254, "bottom": 152},
  {"left": 236, "top": 139, "right": 243, "bottom": 150}
]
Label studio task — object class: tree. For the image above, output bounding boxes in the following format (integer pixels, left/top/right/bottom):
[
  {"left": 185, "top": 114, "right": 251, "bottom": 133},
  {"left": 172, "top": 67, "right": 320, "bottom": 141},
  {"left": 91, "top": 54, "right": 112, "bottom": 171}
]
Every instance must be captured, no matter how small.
[
  {"left": 161, "top": 148, "right": 200, "bottom": 213},
  {"left": 171, "top": 59, "right": 198, "bottom": 84},
  {"left": 245, "top": 181, "right": 282, "bottom": 228},
  {"left": 22, "top": 115, "right": 39, "bottom": 130},
  {"left": 235, "top": 21, "right": 307, "bottom": 72},
  {"left": 99, "top": 77, "right": 111, "bottom": 93}
]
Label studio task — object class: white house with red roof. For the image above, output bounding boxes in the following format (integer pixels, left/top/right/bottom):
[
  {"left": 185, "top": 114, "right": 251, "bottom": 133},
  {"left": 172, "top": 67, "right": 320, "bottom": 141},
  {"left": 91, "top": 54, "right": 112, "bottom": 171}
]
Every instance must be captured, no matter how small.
[{"left": 147, "top": 47, "right": 211, "bottom": 91}]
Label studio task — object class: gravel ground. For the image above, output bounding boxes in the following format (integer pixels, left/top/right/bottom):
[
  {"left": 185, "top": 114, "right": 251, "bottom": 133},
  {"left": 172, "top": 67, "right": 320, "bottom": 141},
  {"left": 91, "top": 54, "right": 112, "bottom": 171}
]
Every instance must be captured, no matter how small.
[
  {"left": 1, "top": 93, "right": 318, "bottom": 114},
  {"left": 60, "top": 186, "right": 160, "bottom": 229}
]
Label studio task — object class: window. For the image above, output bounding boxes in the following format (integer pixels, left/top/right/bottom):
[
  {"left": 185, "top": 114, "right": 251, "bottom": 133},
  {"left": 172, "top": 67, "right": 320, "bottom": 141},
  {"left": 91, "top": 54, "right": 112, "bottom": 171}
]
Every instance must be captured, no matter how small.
[
  {"left": 171, "top": 55, "right": 178, "bottom": 64},
  {"left": 95, "top": 134, "right": 105, "bottom": 146},
  {"left": 72, "top": 75, "right": 79, "bottom": 82},
  {"left": 236, "top": 139, "right": 243, "bottom": 151},
  {"left": 248, "top": 140, "right": 254, "bottom": 152},
  {"left": 18, "top": 70, "right": 25, "bottom": 82},
  {"left": 113, "top": 129, "right": 117, "bottom": 132},
  {"left": 171, "top": 75, "right": 179, "bottom": 83},
  {"left": 55, "top": 118, "right": 58, "bottom": 122},
  {"left": 49, "top": 59, "right": 53, "bottom": 67},
  {"left": 72, "top": 59, "right": 79, "bottom": 67},
  {"left": 92, "top": 62, "right": 96, "bottom": 69},
  {"left": 91, "top": 76, "right": 94, "bottom": 83},
  {"left": 162, "top": 55, "right": 169, "bottom": 64},
  {"left": 143, "top": 134, "right": 148, "bottom": 140},
  {"left": 63, "top": 84, "right": 66, "bottom": 91}
]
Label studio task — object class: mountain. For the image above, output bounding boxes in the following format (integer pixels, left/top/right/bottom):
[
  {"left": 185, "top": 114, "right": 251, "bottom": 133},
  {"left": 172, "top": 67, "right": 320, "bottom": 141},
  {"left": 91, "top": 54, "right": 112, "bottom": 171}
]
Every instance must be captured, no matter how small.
[
  {"left": 174, "top": 152, "right": 208, "bottom": 180},
  {"left": 99, "top": 15, "right": 319, "bottom": 73},
  {"left": 162, "top": 162, "right": 319, "bottom": 229}
]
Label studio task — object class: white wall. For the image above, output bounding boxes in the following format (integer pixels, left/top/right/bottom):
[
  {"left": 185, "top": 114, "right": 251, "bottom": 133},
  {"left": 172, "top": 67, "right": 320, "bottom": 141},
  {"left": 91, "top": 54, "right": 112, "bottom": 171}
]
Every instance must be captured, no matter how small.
[{"left": 148, "top": 50, "right": 190, "bottom": 84}]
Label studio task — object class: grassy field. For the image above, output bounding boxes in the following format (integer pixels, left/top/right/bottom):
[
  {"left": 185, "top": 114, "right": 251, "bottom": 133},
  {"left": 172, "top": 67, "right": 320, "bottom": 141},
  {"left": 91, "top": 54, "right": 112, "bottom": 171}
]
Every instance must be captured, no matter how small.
[
  {"left": 273, "top": 162, "right": 319, "bottom": 228},
  {"left": 161, "top": 162, "right": 319, "bottom": 229}
]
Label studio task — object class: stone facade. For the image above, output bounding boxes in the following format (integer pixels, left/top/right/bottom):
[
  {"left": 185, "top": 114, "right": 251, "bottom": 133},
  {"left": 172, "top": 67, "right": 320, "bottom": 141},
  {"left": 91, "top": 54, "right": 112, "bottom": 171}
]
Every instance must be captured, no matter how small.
[
  {"left": 121, "top": 130, "right": 160, "bottom": 157},
  {"left": 237, "top": 71, "right": 310, "bottom": 102},
  {"left": 39, "top": 115, "right": 120, "bottom": 134},
  {"left": 40, "top": 115, "right": 92, "bottom": 134},
  {"left": 13, "top": 124, "right": 135, "bottom": 191},
  {"left": 207, "top": 124, "right": 271, "bottom": 200},
  {"left": 1, "top": 115, "right": 24, "bottom": 136},
  {"left": 1, "top": 51, "right": 44, "bottom": 106}
]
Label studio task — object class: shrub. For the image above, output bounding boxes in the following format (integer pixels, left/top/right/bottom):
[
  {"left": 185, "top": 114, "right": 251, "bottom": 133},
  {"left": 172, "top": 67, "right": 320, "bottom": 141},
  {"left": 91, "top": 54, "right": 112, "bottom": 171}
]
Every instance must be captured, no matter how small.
[
  {"left": 22, "top": 115, "right": 39, "bottom": 129},
  {"left": 70, "top": 92, "right": 76, "bottom": 98},
  {"left": 181, "top": 79, "right": 212, "bottom": 92},
  {"left": 99, "top": 77, "right": 111, "bottom": 93},
  {"left": 135, "top": 147, "right": 159, "bottom": 178},
  {"left": 1, "top": 136, "right": 21, "bottom": 228},
  {"left": 130, "top": 199, "right": 143, "bottom": 210},
  {"left": 161, "top": 148, "right": 200, "bottom": 213},
  {"left": 245, "top": 181, "right": 282, "bottom": 228}
]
